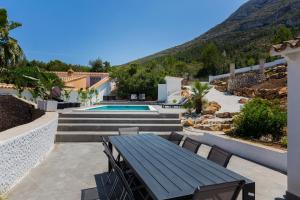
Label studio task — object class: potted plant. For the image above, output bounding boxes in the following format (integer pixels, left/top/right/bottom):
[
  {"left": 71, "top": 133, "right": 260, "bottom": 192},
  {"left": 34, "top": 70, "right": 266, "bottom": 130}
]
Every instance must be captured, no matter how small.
[{"left": 24, "top": 68, "right": 63, "bottom": 112}]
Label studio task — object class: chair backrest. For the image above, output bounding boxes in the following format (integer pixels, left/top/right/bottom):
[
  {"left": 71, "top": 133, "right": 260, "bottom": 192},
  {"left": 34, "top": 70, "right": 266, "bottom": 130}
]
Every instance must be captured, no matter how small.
[
  {"left": 102, "top": 136, "right": 109, "bottom": 145},
  {"left": 207, "top": 145, "right": 232, "bottom": 168},
  {"left": 119, "top": 127, "right": 139, "bottom": 135},
  {"left": 192, "top": 180, "right": 245, "bottom": 200},
  {"left": 179, "top": 98, "right": 188, "bottom": 105},
  {"left": 182, "top": 137, "right": 201, "bottom": 153},
  {"left": 114, "top": 164, "right": 135, "bottom": 200},
  {"left": 103, "top": 149, "right": 135, "bottom": 200},
  {"left": 168, "top": 132, "right": 184, "bottom": 145}
]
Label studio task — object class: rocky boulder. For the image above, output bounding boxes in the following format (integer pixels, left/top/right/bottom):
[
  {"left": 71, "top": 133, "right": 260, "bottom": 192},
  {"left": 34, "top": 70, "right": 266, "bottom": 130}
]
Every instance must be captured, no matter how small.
[
  {"left": 238, "top": 98, "right": 249, "bottom": 104},
  {"left": 182, "top": 118, "right": 194, "bottom": 126},
  {"left": 202, "top": 101, "right": 221, "bottom": 115},
  {"left": 216, "top": 112, "right": 239, "bottom": 118},
  {"left": 278, "top": 87, "right": 287, "bottom": 97}
]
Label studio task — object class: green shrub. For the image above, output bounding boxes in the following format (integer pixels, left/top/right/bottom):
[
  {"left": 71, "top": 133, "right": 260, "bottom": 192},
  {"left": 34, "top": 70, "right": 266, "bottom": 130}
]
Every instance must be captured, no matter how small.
[
  {"left": 280, "top": 136, "right": 288, "bottom": 148},
  {"left": 233, "top": 98, "right": 287, "bottom": 141}
]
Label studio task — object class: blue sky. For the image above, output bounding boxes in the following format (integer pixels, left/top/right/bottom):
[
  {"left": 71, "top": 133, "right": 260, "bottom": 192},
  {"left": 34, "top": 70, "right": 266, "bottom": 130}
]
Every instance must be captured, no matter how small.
[{"left": 1, "top": 0, "right": 247, "bottom": 66}]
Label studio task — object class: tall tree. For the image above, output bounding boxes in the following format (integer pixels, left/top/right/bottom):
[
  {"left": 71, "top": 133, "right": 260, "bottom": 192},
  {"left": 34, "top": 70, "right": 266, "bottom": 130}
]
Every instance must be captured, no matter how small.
[
  {"left": 89, "top": 58, "right": 103, "bottom": 72},
  {"left": 0, "top": 9, "right": 23, "bottom": 67},
  {"left": 103, "top": 61, "right": 110, "bottom": 69},
  {"left": 199, "top": 42, "right": 224, "bottom": 76}
]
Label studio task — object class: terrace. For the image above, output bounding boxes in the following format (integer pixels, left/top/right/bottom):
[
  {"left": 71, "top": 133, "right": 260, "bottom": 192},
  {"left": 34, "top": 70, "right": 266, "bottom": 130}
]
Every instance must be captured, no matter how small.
[
  {"left": 6, "top": 138, "right": 286, "bottom": 200},
  {"left": 1, "top": 39, "right": 300, "bottom": 200}
]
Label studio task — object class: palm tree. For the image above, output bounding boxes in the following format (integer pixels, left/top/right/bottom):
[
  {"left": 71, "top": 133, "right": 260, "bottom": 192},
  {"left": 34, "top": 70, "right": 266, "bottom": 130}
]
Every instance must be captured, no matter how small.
[
  {"left": 191, "top": 81, "right": 209, "bottom": 114},
  {"left": 0, "top": 9, "right": 23, "bottom": 67}
]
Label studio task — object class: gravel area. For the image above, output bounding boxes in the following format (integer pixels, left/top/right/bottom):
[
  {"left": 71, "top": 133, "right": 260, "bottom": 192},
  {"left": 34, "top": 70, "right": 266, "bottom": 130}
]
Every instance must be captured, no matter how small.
[{"left": 204, "top": 87, "right": 246, "bottom": 113}]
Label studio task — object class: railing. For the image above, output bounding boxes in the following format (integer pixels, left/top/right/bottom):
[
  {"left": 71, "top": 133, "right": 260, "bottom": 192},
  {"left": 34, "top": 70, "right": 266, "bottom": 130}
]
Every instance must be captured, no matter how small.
[{"left": 208, "top": 58, "right": 287, "bottom": 83}]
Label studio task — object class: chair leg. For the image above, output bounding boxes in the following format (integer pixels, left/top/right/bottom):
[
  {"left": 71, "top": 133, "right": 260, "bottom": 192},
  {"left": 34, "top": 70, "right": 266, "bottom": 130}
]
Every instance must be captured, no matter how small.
[{"left": 243, "top": 182, "right": 255, "bottom": 200}]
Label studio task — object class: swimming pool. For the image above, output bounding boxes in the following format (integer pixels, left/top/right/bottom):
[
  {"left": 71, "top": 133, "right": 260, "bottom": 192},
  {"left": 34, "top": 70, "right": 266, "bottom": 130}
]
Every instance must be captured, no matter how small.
[{"left": 85, "top": 105, "right": 156, "bottom": 111}]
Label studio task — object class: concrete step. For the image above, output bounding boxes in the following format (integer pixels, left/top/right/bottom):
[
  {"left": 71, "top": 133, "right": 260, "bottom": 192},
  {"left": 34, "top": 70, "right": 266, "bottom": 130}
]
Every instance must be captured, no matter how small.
[
  {"left": 57, "top": 123, "right": 183, "bottom": 132},
  {"left": 58, "top": 118, "right": 180, "bottom": 124},
  {"left": 59, "top": 112, "right": 179, "bottom": 119},
  {"left": 55, "top": 131, "right": 172, "bottom": 142}
]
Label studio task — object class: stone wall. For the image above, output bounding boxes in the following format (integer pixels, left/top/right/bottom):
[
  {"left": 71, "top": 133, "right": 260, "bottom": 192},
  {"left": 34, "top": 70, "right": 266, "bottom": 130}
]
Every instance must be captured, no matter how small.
[
  {"left": 0, "top": 112, "right": 58, "bottom": 194},
  {"left": 228, "top": 72, "right": 265, "bottom": 93},
  {"left": 0, "top": 95, "right": 45, "bottom": 132}
]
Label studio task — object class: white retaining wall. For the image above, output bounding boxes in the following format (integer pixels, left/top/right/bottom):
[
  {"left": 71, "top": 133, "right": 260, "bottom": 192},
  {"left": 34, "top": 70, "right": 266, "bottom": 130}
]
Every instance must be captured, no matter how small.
[
  {"left": 0, "top": 112, "right": 58, "bottom": 194},
  {"left": 209, "top": 58, "right": 287, "bottom": 83},
  {"left": 188, "top": 131, "right": 287, "bottom": 173}
]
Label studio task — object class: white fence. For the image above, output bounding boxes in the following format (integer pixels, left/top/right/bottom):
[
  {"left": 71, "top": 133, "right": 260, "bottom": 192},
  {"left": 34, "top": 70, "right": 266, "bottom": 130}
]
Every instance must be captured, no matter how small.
[{"left": 209, "top": 58, "right": 287, "bottom": 83}]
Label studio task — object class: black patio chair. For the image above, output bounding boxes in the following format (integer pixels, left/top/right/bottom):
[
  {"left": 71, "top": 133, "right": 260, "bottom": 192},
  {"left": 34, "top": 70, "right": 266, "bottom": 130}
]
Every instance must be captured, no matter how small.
[
  {"left": 207, "top": 145, "right": 233, "bottom": 168},
  {"left": 167, "top": 132, "right": 184, "bottom": 145},
  {"left": 182, "top": 137, "right": 201, "bottom": 153},
  {"left": 119, "top": 127, "right": 139, "bottom": 135},
  {"left": 100, "top": 148, "right": 135, "bottom": 200},
  {"left": 102, "top": 137, "right": 128, "bottom": 172},
  {"left": 192, "top": 180, "right": 245, "bottom": 200}
]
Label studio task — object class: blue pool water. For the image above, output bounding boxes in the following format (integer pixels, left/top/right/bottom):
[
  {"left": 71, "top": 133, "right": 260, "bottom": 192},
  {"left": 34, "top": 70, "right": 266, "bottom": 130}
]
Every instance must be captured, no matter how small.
[{"left": 87, "top": 105, "right": 151, "bottom": 111}]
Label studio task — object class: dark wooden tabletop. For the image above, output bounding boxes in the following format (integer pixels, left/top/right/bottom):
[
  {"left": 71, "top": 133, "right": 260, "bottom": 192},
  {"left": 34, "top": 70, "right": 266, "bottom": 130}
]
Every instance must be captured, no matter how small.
[{"left": 109, "top": 134, "right": 254, "bottom": 200}]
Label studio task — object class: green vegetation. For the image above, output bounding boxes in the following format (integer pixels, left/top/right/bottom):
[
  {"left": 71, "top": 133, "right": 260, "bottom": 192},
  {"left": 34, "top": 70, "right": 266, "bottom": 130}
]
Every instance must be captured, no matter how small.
[
  {"left": 0, "top": 8, "right": 23, "bottom": 67},
  {"left": 273, "top": 25, "right": 294, "bottom": 44},
  {"left": 190, "top": 81, "right": 209, "bottom": 114},
  {"left": 110, "top": 64, "right": 164, "bottom": 100},
  {"left": 89, "top": 58, "right": 111, "bottom": 72},
  {"left": 63, "top": 89, "right": 72, "bottom": 102},
  {"left": 233, "top": 98, "right": 287, "bottom": 141},
  {"left": 17, "top": 59, "right": 91, "bottom": 72},
  {"left": 1, "top": 66, "right": 64, "bottom": 100},
  {"left": 280, "top": 136, "right": 288, "bottom": 148}
]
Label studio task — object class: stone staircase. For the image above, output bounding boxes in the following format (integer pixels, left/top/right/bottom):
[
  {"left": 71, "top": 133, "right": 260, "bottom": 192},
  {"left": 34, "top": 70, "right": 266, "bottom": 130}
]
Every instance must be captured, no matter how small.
[{"left": 56, "top": 112, "right": 182, "bottom": 142}]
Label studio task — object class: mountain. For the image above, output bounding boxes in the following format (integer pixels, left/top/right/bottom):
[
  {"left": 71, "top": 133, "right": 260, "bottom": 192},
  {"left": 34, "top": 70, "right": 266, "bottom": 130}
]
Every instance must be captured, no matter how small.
[{"left": 127, "top": 0, "right": 300, "bottom": 68}]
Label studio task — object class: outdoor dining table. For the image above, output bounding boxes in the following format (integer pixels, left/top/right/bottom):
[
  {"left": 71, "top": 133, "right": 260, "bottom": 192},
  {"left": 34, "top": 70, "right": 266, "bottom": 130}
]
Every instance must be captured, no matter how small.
[{"left": 109, "top": 134, "right": 255, "bottom": 200}]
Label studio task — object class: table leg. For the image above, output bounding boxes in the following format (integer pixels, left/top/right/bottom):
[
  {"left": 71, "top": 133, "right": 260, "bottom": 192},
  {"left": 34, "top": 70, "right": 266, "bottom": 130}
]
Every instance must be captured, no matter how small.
[
  {"left": 243, "top": 182, "right": 255, "bottom": 200},
  {"left": 108, "top": 141, "right": 112, "bottom": 172}
]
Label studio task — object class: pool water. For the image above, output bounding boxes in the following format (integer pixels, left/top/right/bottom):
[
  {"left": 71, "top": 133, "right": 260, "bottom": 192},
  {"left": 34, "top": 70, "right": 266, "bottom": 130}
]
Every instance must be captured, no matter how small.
[{"left": 87, "top": 105, "right": 151, "bottom": 111}]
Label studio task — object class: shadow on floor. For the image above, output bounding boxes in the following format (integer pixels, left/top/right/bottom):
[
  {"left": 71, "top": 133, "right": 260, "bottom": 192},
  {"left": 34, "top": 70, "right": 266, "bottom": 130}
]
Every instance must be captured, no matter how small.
[{"left": 81, "top": 172, "right": 115, "bottom": 200}]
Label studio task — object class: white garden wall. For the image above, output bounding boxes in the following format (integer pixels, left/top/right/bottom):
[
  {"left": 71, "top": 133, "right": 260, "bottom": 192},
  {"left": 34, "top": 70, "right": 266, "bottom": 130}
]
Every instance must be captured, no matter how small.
[
  {"left": 208, "top": 58, "right": 287, "bottom": 82},
  {"left": 0, "top": 112, "right": 58, "bottom": 194},
  {"left": 188, "top": 131, "right": 287, "bottom": 173}
]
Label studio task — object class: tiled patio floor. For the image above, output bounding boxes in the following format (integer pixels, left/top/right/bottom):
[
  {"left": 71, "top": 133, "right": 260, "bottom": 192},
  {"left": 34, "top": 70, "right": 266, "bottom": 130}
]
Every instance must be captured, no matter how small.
[{"left": 8, "top": 143, "right": 287, "bottom": 200}]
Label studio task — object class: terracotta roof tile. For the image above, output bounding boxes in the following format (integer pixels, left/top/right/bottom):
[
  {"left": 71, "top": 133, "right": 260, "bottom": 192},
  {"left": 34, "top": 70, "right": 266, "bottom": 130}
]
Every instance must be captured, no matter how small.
[
  {"left": 271, "top": 37, "right": 300, "bottom": 52},
  {"left": 53, "top": 71, "right": 109, "bottom": 78},
  {"left": 60, "top": 75, "right": 87, "bottom": 83}
]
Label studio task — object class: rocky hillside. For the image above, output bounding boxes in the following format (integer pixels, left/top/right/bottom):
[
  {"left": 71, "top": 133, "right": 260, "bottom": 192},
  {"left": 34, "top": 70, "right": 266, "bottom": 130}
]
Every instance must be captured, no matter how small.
[{"left": 129, "top": 0, "right": 300, "bottom": 66}]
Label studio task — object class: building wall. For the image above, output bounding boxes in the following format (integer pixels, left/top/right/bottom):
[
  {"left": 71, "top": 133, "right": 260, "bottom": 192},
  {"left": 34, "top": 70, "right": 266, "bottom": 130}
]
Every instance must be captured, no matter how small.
[
  {"left": 158, "top": 84, "right": 167, "bottom": 102},
  {"left": 65, "top": 77, "right": 87, "bottom": 89},
  {"left": 0, "top": 112, "right": 58, "bottom": 194},
  {"left": 165, "top": 77, "right": 182, "bottom": 96},
  {"left": 286, "top": 53, "right": 300, "bottom": 198},
  {"left": 91, "top": 80, "right": 111, "bottom": 103},
  {"left": 66, "top": 80, "right": 112, "bottom": 104}
]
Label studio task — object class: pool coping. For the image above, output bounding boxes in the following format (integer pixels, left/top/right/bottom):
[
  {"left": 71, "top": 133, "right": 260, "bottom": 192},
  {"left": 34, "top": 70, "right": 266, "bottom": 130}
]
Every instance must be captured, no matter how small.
[{"left": 74, "top": 105, "right": 158, "bottom": 112}]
